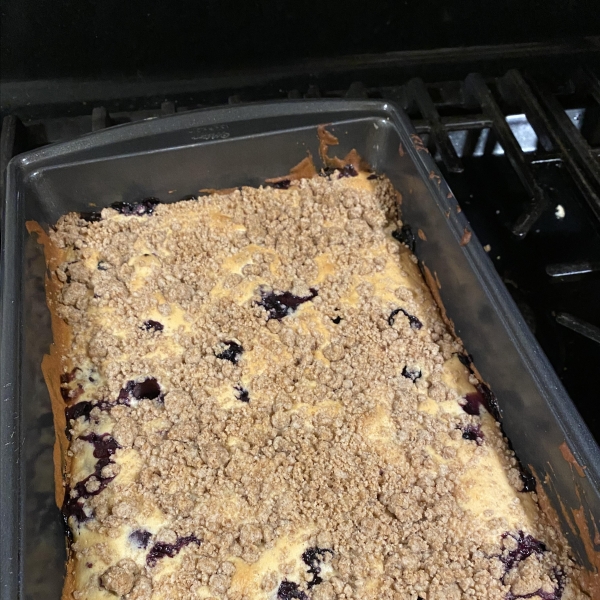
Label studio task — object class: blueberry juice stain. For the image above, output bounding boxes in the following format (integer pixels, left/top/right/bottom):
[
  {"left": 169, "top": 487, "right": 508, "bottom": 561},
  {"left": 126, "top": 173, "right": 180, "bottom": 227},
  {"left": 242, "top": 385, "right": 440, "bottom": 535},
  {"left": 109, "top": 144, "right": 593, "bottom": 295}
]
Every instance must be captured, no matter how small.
[
  {"left": 62, "top": 433, "right": 121, "bottom": 523},
  {"left": 146, "top": 535, "right": 201, "bottom": 567},
  {"left": 499, "top": 530, "right": 547, "bottom": 575},
  {"left": 461, "top": 382, "right": 501, "bottom": 421},
  {"left": 65, "top": 377, "right": 164, "bottom": 427},
  {"left": 258, "top": 288, "right": 318, "bottom": 320}
]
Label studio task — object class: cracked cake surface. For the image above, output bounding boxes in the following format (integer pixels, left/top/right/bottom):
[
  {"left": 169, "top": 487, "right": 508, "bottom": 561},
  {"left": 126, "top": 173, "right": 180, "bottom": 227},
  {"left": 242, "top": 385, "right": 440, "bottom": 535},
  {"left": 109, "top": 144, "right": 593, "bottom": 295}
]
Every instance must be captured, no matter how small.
[{"left": 34, "top": 168, "right": 590, "bottom": 600}]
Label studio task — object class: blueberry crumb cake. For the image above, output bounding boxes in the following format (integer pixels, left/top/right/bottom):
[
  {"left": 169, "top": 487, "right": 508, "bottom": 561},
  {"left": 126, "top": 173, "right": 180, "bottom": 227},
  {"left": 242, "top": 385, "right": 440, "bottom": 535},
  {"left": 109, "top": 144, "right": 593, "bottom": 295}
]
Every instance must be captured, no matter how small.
[{"left": 31, "top": 155, "right": 592, "bottom": 600}]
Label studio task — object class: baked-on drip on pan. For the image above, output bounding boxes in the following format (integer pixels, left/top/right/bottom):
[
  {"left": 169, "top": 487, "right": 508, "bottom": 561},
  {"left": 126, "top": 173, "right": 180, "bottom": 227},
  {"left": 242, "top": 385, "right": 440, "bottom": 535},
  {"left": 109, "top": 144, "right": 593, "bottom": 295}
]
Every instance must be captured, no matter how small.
[{"left": 31, "top": 156, "right": 591, "bottom": 599}]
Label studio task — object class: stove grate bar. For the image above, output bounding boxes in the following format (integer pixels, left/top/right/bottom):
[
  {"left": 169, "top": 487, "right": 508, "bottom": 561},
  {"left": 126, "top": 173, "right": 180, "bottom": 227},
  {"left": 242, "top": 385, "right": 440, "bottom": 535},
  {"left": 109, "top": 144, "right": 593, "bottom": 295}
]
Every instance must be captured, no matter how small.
[
  {"left": 556, "top": 313, "right": 600, "bottom": 345},
  {"left": 546, "top": 261, "right": 600, "bottom": 277},
  {"left": 407, "top": 78, "right": 463, "bottom": 173},
  {"left": 464, "top": 73, "right": 550, "bottom": 237},
  {"left": 577, "top": 66, "right": 600, "bottom": 106},
  {"left": 504, "top": 70, "right": 600, "bottom": 225}
]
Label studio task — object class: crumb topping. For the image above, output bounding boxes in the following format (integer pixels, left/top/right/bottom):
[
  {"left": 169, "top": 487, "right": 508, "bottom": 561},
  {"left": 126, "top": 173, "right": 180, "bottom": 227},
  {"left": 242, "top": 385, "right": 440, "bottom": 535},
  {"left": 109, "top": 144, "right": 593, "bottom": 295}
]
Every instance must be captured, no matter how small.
[{"left": 48, "top": 173, "right": 587, "bottom": 600}]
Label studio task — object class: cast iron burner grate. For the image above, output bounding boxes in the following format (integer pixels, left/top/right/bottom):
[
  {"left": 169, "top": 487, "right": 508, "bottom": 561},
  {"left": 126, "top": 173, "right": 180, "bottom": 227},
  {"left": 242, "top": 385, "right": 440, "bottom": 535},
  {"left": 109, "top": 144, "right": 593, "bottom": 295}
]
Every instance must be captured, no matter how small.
[{"left": 2, "top": 56, "right": 599, "bottom": 440}]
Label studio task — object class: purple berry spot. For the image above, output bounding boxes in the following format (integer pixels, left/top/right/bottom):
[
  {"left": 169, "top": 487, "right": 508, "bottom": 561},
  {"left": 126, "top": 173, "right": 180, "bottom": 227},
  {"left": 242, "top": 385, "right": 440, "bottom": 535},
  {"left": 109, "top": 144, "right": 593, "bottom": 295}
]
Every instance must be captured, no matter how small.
[
  {"left": 62, "top": 434, "right": 121, "bottom": 523},
  {"left": 461, "top": 383, "right": 500, "bottom": 420},
  {"left": 257, "top": 288, "right": 318, "bottom": 320},
  {"left": 270, "top": 179, "right": 291, "bottom": 190},
  {"left": 146, "top": 535, "right": 201, "bottom": 567},
  {"left": 460, "top": 424, "right": 484, "bottom": 445},
  {"left": 60, "top": 368, "right": 79, "bottom": 385},
  {"left": 216, "top": 341, "right": 244, "bottom": 364},
  {"left": 129, "top": 529, "right": 152, "bottom": 549},
  {"left": 302, "top": 547, "right": 333, "bottom": 588},
  {"left": 402, "top": 366, "right": 421, "bottom": 382},
  {"left": 500, "top": 531, "right": 547, "bottom": 574},
  {"left": 338, "top": 164, "right": 358, "bottom": 178},
  {"left": 456, "top": 352, "right": 474, "bottom": 368},
  {"left": 498, "top": 532, "right": 565, "bottom": 600},
  {"left": 389, "top": 308, "right": 422, "bottom": 330},
  {"left": 117, "top": 377, "right": 163, "bottom": 405},
  {"left": 462, "top": 393, "right": 482, "bottom": 416},
  {"left": 142, "top": 320, "right": 164, "bottom": 332},
  {"left": 392, "top": 225, "right": 416, "bottom": 252},
  {"left": 79, "top": 211, "right": 102, "bottom": 223},
  {"left": 61, "top": 383, "right": 83, "bottom": 402},
  {"left": 519, "top": 466, "right": 536, "bottom": 493},
  {"left": 277, "top": 581, "right": 308, "bottom": 600},
  {"left": 234, "top": 386, "right": 250, "bottom": 403},
  {"left": 112, "top": 198, "right": 160, "bottom": 216},
  {"left": 79, "top": 432, "right": 120, "bottom": 459},
  {"left": 65, "top": 401, "right": 95, "bottom": 423},
  {"left": 505, "top": 568, "right": 565, "bottom": 600}
]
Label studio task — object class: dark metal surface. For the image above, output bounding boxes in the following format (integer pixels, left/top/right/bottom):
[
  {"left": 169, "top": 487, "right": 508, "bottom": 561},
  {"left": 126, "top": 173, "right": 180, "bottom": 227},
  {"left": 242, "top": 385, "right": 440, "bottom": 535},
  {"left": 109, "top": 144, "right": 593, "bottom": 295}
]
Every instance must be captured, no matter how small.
[
  {"left": 3, "top": 38, "right": 599, "bottom": 120},
  {"left": 556, "top": 312, "right": 600, "bottom": 344},
  {"left": 2, "top": 100, "right": 599, "bottom": 600}
]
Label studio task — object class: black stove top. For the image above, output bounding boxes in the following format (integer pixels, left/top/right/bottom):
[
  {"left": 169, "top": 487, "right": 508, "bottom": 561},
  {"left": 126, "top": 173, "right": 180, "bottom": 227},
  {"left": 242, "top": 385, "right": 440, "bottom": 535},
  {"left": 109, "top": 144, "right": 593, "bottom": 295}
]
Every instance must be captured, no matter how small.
[{"left": 2, "top": 42, "right": 599, "bottom": 441}]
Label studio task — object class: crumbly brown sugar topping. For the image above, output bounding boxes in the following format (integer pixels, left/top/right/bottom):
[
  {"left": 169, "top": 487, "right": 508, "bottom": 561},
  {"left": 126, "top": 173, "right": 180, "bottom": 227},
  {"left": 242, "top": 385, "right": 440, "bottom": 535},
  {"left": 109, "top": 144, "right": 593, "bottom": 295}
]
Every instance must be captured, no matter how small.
[{"left": 47, "top": 172, "right": 587, "bottom": 600}]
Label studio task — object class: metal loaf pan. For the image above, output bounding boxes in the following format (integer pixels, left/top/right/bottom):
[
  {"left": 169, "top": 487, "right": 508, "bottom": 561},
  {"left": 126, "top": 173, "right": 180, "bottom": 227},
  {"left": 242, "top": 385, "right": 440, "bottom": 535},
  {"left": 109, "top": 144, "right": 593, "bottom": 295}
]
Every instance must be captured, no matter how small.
[{"left": 1, "top": 100, "right": 599, "bottom": 600}]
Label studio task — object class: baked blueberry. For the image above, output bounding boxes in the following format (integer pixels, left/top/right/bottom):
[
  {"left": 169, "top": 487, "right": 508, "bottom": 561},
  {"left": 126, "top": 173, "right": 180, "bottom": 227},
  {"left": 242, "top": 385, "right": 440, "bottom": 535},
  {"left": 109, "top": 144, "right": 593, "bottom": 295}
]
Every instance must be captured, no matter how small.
[
  {"left": 277, "top": 581, "right": 308, "bottom": 600},
  {"left": 461, "top": 383, "right": 500, "bottom": 421},
  {"left": 111, "top": 198, "right": 160, "bottom": 216},
  {"left": 62, "top": 434, "right": 121, "bottom": 522},
  {"left": 117, "top": 377, "right": 163, "bottom": 405},
  {"left": 65, "top": 401, "right": 95, "bottom": 423},
  {"left": 269, "top": 179, "right": 292, "bottom": 190},
  {"left": 302, "top": 547, "right": 333, "bottom": 588},
  {"left": 460, "top": 424, "right": 484, "bottom": 445},
  {"left": 257, "top": 288, "right": 318, "bottom": 320},
  {"left": 391, "top": 225, "right": 416, "bottom": 252},
  {"left": 338, "top": 164, "right": 358, "bottom": 178},
  {"left": 216, "top": 341, "right": 244, "bottom": 364},
  {"left": 388, "top": 308, "right": 422, "bottom": 330},
  {"left": 141, "top": 320, "right": 164, "bottom": 332},
  {"left": 402, "top": 366, "right": 421, "bottom": 382},
  {"left": 129, "top": 529, "right": 152, "bottom": 549},
  {"left": 234, "top": 386, "right": 250, "bottom": 403},
  {"left": 79, "top": 211, "right": 102, "bottom": 223}
]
